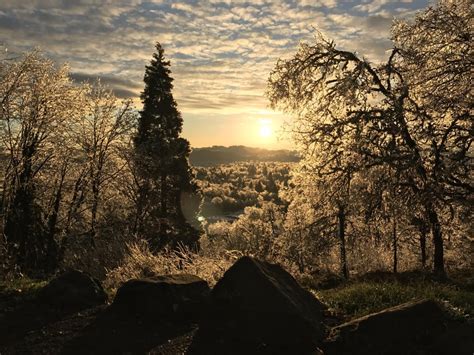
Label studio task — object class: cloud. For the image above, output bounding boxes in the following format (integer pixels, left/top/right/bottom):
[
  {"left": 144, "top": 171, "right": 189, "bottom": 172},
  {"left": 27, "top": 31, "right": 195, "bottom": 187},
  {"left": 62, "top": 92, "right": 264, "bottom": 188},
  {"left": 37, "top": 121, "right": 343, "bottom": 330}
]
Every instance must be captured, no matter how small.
[
  {"left": 70, "top": 72, "right": 142, "bottom": 98},
  {"left": 0, "top": 0, "right": 431, "bottom": 147},
  {"left": 366, "top": 14, "right": 393, "bottom": 32}
]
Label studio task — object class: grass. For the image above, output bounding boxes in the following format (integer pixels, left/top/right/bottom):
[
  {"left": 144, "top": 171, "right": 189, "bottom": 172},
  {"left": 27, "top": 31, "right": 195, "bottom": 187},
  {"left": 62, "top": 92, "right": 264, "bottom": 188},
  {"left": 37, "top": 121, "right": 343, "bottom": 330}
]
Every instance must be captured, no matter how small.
[
  {"left": 0, "top": 277, "right": 47, "bottom": 294},
  {"left": 313, "top": 273, "right": 474, "bottom": 321},
  {"left": 0, "top": 277, "right": 48, "bottom": 309},
  {"left": 0, "top": 277, "right": 48, "bottom": 322},
  {"left": 2, "top": 266, "right": 473, "bottom": 325}
]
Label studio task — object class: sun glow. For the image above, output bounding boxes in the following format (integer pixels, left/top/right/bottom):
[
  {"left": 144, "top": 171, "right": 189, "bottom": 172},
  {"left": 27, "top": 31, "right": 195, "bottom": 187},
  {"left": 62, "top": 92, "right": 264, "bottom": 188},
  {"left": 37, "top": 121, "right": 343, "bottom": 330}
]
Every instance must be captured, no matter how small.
[{"left": 259, "top": 119, "right": 272, "bottom": 138}]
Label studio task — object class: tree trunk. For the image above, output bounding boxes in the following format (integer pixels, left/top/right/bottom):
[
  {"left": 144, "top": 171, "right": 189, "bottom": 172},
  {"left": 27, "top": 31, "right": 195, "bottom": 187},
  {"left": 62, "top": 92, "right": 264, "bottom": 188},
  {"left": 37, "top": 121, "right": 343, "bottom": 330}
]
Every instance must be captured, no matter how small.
[
  {"left": 132, "top": 178, "right": 150, "bottom": 237},
  {"left": 160, "top": 173, "right": 167, "bottom": 217},
  {"left": 133, "top": 195, "right": 143, "bottom": 237},
  {"left": 4, "top": 150, "right": 39, "bottom": 273},
  {"left": 44, "top": 171, "right": 66, "bottom": 271},
  {"left": 90, "top": 179, "right": 99, "bottom": 247},
  {"left": 427, "top": 204, "right": 444, "bottom": 276},
  {"left": 420, "top": 228, "right": 427, "bottom": 268},
  {"left": 392, "top": 219, "right": 398, "bottom": 274},
  {"left": 5, "top": 187, "right": 32, "bottom": 266},
  {"left": 338, "top": 204, "right": 349, "bottom": 279},
  {"left": 59, "top": 172, "right": 88, "bottom": 262}
]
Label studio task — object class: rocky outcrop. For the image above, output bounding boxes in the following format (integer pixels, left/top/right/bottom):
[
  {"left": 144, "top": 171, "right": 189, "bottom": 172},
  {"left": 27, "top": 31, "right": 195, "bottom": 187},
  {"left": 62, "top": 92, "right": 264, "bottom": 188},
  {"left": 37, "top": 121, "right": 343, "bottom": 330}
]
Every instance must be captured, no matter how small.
[
  {"left": 429, "top": 321, "right": 474, "bottom": 355},
  {"left": 323, "top": 299, "right": 446, "bottom": 355},
  {"left": 37, "top": 269, "right": 107, "bottom": 312},
  {"left": 3, "top": 260, "right": 471, "bottom": 355},
  {"left": 110, "top": 274, "right": 210, "bottom": 321},
  {"left": 63, "top": 274, "right": 210, "bottom": 354},
  {"left": 0, "top": 269, "right": 107, "bottom": 350},
  {"left": 189, "top": 256, "right": 327, "bottom": 354}
]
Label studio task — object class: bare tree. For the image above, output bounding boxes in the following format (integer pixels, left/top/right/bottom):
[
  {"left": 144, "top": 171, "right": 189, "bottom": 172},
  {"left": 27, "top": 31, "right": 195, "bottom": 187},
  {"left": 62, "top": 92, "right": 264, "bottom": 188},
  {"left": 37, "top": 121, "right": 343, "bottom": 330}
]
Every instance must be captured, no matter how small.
[
  {"left": 267, "top": 1, "right": 472, "bottom": 275},
  {"left": 74, "top": 84, "right": 135, "bottom": 245},
  {"left": 0, "top": 51, "right": 85, "bottom": 273},
  {"left": 0, "top": 52, "right": 137, "bottom": 275}
]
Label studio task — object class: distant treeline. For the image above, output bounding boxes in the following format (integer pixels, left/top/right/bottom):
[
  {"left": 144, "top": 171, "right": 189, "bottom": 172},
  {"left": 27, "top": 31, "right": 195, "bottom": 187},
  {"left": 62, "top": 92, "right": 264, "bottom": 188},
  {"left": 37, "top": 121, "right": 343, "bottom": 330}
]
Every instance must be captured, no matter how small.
[{"left": 189, "top": 146, "right": 300, "bottom": 166}]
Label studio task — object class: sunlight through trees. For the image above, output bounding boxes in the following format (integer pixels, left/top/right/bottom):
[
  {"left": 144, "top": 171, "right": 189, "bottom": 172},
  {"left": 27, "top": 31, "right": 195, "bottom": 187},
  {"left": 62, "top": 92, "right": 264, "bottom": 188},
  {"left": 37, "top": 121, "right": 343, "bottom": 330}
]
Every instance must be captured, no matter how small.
[{"left": 267, "top": 0, "right": 472, "bottom": 276}]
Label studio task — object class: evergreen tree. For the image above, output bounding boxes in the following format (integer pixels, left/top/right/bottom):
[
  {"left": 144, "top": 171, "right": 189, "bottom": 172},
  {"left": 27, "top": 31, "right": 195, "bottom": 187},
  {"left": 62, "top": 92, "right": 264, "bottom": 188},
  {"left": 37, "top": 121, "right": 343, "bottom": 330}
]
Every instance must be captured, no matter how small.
[{"left": 134, "top": 43, "right": 198, "bottom": 250}]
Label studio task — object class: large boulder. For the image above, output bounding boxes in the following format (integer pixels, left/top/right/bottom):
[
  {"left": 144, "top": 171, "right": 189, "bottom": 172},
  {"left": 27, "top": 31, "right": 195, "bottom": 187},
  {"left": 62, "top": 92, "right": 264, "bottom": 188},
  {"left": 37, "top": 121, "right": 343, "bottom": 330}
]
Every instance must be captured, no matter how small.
[
  {"left": 323, "top": 299, "right": 447, "bottom": 355},
  {"left": 190, "top": 256, "right": 327, "bottom": 354},
  {"left": 0, "top": 270, "right": 106, "bottom": 349},
  {"left": 37, "top": 269, "right": 107, "bottom": 312},
  {"left": 63, "top": 274, "right": 209, "bottom": 354},
  {"left": 110, "top": 274, "right": 210, "bottom": 321},
  {"left": 429, "top": 321, "right": 474, "bottom": 355}
]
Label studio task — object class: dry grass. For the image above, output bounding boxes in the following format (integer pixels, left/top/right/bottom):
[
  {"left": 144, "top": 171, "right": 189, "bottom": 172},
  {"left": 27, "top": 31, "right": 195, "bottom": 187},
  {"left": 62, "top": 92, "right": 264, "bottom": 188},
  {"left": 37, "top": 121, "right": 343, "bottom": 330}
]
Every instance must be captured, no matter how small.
[{"left": 104, "top": 240, "right": 240, "bottom": 293}]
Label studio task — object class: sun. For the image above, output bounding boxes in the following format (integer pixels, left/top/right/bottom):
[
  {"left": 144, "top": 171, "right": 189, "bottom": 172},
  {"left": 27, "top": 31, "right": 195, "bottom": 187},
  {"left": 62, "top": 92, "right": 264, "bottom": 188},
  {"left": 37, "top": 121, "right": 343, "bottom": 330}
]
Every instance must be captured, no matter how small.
[
  {"left": 260, "top": 125, "right": 272, "bottom": 138},
  {"left": 259, "top": 119, "right": 272, "bottom": 138}
]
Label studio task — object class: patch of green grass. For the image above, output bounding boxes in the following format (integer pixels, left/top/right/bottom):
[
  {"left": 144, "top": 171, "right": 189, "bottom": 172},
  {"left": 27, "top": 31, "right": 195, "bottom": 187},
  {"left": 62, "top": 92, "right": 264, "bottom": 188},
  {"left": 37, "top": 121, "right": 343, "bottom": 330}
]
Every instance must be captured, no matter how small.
[
  {"left": 314, "top": 278, "right": 474, "bottom": 321},
  {"left": 0, "top": 277, "right": 48, "bottom": 315},
  {"left": 0, "top": 277, "right": 48, "bottom": 298}
]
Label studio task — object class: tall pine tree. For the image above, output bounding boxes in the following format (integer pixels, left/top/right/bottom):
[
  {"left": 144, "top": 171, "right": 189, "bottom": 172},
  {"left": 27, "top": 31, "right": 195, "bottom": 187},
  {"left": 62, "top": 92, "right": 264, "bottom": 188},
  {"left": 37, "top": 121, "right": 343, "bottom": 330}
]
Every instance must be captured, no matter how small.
[{"left": 134, "top": 43, "right": 198, "bottom": 250}]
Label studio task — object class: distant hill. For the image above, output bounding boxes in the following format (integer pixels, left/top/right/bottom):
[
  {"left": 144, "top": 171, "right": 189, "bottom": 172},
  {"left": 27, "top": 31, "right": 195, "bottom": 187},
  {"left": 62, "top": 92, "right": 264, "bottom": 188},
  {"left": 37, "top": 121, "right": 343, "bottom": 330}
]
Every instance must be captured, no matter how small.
[{"left": 189, "top": 145, "right": 300, "bottom": 166}]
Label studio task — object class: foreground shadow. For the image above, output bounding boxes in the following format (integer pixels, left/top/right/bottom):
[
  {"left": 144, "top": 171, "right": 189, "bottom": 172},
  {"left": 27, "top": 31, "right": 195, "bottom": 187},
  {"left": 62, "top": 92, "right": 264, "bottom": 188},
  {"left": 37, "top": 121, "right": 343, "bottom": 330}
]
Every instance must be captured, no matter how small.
[{"left": 63, "top": 310, "right": 196, "bottom": 355}]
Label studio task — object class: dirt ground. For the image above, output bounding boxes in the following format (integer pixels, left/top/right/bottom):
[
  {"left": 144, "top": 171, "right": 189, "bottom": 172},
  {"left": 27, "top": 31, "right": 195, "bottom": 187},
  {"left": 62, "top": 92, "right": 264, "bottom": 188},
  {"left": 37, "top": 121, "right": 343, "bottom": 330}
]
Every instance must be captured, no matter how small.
[{"left": 0, "top": 288, "right": 195, "bottom": 355}]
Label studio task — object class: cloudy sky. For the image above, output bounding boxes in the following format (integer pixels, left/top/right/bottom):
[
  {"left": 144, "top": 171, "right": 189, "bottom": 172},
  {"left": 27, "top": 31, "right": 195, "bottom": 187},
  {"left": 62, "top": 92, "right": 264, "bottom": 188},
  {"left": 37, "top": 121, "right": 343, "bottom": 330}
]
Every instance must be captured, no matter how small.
[{"left": 0, "top": 0, "right": 431, "bottom": 148}]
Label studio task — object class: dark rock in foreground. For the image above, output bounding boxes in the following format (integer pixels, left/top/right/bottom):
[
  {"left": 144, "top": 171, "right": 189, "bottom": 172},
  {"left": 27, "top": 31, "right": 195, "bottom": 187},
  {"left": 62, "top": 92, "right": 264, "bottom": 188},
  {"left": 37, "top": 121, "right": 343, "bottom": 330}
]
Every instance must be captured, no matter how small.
[
  {"left": 2, "top": 262, "right": 471, "bottom": 355},
  {"left": 189, "top": 256, "right": 326, "bottom": 354},
  {"left": 63, "top": 274, "right": 210, "bottom": 354},
  {"left": 323, "top": 299, "right": 446, "bottom": 355},
  {"left": 0, "top": 269, "right": 107, "bottom": 349},
  {"left": 37, "top": 269, "right": 107, "bottom": 312},
  {"left": 110, "top": 274, "right": 210, "bottom": 321},
  {"left": 430, "top": 321, "right": 474, "bottom": 355}
]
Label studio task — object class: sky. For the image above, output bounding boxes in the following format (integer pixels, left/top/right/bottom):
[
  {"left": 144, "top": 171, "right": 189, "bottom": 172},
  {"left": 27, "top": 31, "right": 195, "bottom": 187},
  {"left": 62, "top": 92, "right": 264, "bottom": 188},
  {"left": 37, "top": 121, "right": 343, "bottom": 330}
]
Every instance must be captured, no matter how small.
[{"left": 0, "top": 0, "right": 432, "bottom": 149}]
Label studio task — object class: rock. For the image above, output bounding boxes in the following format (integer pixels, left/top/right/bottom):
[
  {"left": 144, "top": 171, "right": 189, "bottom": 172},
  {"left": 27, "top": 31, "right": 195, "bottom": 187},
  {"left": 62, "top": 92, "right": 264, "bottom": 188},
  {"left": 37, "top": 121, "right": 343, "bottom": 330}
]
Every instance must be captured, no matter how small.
[
  {"left": 110, "top": 274, "right": 210, "bottom": 321},
  {"left": 323, "top": 299, "right": 447, "bottom": 355},
  {"left": 430, "top": 321, "right": 474, "bottom": 355},
  {"left": 37, "top": 269, "right": 107, "bottom": 312},
  {"left": 63, "top": 274, "right": 209, "bottom": 354},
  {"left": 189, "top": 256, "right": 326, "bottom": 354},
  {"left": 0, "top": 270, "right": 106, "bottom": 349}
]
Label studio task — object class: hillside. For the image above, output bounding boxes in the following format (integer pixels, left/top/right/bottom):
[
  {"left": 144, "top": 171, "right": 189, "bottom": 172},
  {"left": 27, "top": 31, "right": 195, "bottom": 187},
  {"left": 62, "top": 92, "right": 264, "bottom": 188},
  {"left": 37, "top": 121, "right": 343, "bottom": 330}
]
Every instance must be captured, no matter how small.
[{"left": 189, "top": 145, "right": 300, "bottom": 166}]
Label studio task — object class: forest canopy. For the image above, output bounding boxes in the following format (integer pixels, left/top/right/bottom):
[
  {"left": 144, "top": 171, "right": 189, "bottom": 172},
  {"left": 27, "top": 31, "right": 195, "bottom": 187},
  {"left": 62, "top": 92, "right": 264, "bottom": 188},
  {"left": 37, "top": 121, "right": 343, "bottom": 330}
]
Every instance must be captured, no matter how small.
[{"left": 0, "top": 0, "right": 472, "bottom": 282}]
